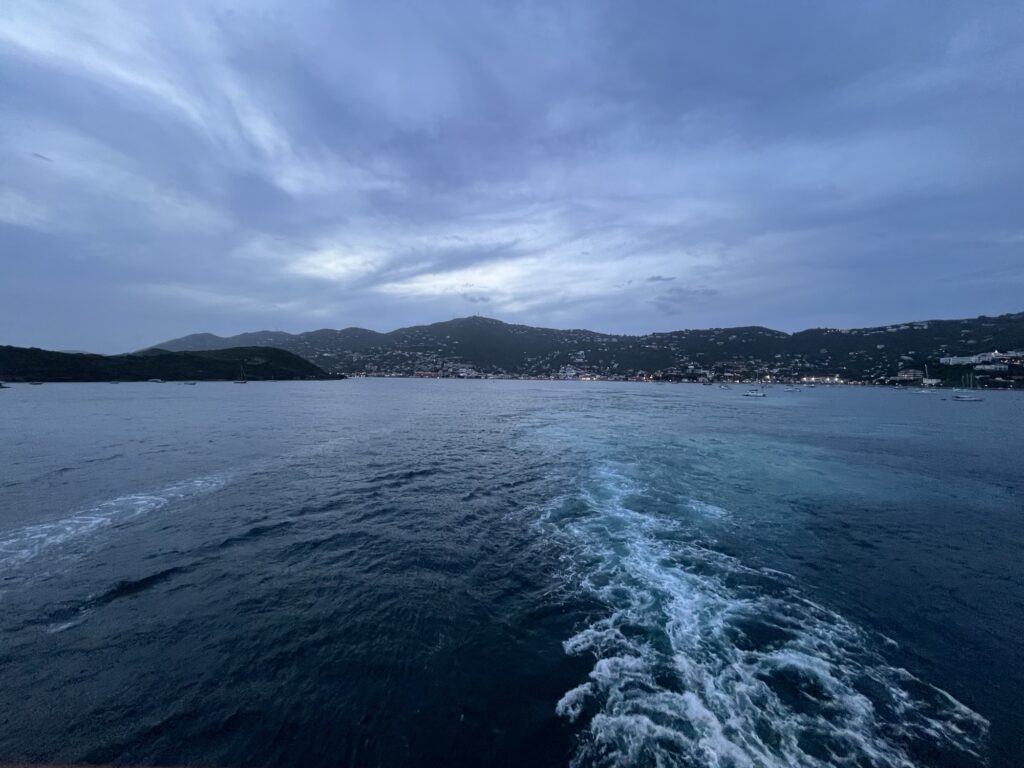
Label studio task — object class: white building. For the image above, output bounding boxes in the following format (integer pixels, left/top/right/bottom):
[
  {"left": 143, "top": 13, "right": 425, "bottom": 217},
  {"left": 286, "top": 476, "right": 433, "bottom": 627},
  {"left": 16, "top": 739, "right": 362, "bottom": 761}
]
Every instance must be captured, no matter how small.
[
  {"left": 557, "top": 365, "right": 579, "bottom": 380},
  {"left": 940, "top": 351, "right": 1023, "bottom": 366},
  {"left": 940, "top": 354, "right": 986, "bottom": 365}
]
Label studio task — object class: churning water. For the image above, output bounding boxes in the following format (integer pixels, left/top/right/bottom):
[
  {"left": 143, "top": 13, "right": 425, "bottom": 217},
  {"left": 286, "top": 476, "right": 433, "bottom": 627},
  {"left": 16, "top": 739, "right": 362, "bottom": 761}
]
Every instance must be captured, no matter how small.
[{"left": 0, "top": 380, "right": 1020, "bottom": 767}]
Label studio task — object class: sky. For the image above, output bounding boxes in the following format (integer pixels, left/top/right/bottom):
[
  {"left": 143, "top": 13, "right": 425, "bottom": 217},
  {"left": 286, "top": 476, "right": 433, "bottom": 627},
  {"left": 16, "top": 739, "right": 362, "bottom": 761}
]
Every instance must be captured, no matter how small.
[{"left": 1, "top": 1, "right": 1023, "bottom": 352}]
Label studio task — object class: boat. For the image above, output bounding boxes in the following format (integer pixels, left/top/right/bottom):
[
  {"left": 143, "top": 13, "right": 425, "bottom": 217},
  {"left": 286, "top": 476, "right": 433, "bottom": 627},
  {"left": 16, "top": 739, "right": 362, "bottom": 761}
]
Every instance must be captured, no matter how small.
[
  {"left": 147, "top": 378, "right": 165, "bottom": 383},
  {"left": 182, "top": 381, "right": 197, "bottom": 386},
  {"left": 234, "top": 365, "right": 248, "bottom": 384},
  {"left": 784, "top": 387, "right": 801, "bottom": 392},
  {"left": 952, "top": 373, "right": 983, "bottom": 401},
  {"left": 28, "top": 381, "right": 43, "bottom": 385},
  {"left": 718, "top": 384, "right": 731, "bottom": 390},
  {"left": 0, "top": 382, "right": 9, "bottom": 389},
  {"left": 743, "top": 388, "right": 766, "bottom": 398}
]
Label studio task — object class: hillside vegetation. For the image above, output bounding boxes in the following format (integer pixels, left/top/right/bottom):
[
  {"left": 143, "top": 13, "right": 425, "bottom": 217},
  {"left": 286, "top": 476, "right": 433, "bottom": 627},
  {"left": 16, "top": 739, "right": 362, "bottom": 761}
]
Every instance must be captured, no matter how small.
[
  {"left": 0, "top": 346, "right": 331, "bottom": 382},
  {"left": 150, "top": 312, "right": 1024, "bottom": 382}
]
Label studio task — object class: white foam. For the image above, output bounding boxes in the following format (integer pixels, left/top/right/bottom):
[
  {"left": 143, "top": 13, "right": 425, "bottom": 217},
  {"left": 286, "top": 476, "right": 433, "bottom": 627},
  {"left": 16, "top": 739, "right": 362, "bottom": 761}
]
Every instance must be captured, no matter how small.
[
  {"left": 687, "top": 499, "right": 730, "bottom": 519},
  {"left": 540, "top": 463, "right": 989, "bottom": 768},
  {"left": 46, "top": 614, "right": 89, "bottom": 633},
  {"left": 556, "top": 683, "right": 593, "bottom": 722},
  {"left": 0, "top": 474, "right": 229, "bottom": 571}
]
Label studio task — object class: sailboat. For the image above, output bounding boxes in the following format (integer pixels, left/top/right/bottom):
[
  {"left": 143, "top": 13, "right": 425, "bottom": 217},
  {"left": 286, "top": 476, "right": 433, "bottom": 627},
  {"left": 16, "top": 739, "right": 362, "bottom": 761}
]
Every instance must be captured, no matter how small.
[
  {"left": 234, "top": 365, "right": 248, "bottom": 384},
  {"left": 910, "top": 364, "right": 937, "bottom": 394},
  {"left": 743, "top": 381, "right": 767, "bottom": 397},
  {"left": 952, "top": 372, "right": 983, "bottom": 402}
]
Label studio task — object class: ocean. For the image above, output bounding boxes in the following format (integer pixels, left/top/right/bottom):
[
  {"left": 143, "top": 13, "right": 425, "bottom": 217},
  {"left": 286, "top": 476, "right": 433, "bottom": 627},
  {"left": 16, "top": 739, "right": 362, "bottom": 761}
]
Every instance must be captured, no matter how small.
[{"left": 0, "top": 380, "right": 1021, "bottom": 767}]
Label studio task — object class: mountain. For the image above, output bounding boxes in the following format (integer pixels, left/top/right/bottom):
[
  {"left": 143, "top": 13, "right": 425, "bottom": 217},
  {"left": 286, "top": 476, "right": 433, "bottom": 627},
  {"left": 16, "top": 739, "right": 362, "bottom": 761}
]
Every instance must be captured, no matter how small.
[
  {"left": 148, "top": 312, "right": 1024, "bottom": 383},
  {"left": 0, "top": 346, "right": 332, "bottom": 382}
]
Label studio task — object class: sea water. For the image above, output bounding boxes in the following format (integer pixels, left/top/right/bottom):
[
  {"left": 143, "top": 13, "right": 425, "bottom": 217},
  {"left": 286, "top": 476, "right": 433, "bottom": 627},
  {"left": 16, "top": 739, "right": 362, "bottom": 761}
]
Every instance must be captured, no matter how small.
[{"left": 0, "top": 380, "right": 1020, "bottom": 767}]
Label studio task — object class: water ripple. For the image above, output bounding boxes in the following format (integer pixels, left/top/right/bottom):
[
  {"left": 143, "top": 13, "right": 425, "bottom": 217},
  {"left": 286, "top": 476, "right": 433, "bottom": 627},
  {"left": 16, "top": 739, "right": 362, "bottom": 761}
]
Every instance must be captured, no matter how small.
[{"left": 544, "top": 463, "right": 989, "bottom": 768}]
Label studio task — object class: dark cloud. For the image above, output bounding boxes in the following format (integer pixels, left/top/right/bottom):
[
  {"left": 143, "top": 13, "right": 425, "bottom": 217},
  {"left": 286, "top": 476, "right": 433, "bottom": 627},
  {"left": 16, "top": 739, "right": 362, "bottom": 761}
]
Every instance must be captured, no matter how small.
[
  {"left": 1, "top": 0, "right": 1021, "bottom": 352},
  {"left": 651, "top": 286, "right": 720, "bottom": 315}
]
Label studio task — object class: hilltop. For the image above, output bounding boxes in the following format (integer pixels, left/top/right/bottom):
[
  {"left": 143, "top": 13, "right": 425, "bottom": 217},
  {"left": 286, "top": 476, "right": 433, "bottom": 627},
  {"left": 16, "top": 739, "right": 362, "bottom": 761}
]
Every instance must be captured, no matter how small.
[
  {"left": 0, "top": 346, "right": 332, "bottom": 382},
  {"left": 148, "top": 312, "right": 1024, "bottom": 384}
]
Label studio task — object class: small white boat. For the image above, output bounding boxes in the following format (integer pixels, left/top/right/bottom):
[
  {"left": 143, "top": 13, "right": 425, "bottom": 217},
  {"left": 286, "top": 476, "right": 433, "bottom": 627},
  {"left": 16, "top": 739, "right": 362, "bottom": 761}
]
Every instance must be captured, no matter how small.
[
  {"left": 952, "top": 394, "right": 983, "bottom": 402},
  {"left": 784, "top": 387, "right": 801, "bottom": 392},
  {"left": 718, "top": 384, "right": 731, "bottom": 390},
  {"left": 743, "top": 389, "right": 766, "bottom": 398}
]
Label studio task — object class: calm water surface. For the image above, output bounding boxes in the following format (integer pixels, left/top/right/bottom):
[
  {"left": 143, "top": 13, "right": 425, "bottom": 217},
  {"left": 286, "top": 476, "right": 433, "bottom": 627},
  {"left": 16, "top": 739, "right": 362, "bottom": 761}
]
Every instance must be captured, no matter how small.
[{"left": 1, "top": 380, "right": 1021, "bottom": 767}]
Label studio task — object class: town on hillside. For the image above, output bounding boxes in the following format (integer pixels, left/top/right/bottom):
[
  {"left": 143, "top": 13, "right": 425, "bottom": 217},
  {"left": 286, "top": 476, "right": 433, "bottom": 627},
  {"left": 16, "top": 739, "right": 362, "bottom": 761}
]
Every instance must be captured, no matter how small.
[{"left": 151, "top": 313, "right": 1024, "bottom": 388}]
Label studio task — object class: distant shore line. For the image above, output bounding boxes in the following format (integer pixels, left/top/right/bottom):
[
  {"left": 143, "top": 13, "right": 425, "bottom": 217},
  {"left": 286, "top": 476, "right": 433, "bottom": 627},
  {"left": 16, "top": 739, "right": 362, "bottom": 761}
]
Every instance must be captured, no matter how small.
[{"left": 3, "top": 377, "right": 1020, "bottom": 391}]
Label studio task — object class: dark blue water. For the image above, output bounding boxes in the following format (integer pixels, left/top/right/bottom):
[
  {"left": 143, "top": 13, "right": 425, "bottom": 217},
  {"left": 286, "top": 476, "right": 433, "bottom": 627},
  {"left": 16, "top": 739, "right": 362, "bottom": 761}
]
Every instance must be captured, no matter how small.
[{"left": 1, "top": 380, "right": 1021, "bottom": 767}]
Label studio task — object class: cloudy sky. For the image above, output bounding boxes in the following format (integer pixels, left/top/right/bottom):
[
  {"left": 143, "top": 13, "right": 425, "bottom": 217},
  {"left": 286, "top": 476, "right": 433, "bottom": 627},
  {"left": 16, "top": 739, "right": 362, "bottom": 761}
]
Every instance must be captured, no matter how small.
[{"left": 2, "top": 1, "right": 1022, "bottom": 352}]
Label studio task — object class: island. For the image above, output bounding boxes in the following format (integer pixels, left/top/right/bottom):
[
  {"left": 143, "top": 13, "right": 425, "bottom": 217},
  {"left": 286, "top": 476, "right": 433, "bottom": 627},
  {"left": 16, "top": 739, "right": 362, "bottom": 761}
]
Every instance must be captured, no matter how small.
[
  {"left": 0, "top": 345, "right": 335, "bottom": 382},
  {"left": 148, "top": 312, "right": 1024, "bottom": 387}
]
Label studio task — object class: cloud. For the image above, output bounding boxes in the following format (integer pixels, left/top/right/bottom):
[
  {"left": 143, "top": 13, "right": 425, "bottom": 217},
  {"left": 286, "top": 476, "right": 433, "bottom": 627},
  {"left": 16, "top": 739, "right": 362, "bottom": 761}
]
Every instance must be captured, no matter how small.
[
  {"left": 650, "top": 286, "right": 720, "bottom": 315},
  {"left": 0, "top": 190, "right": 50, "bottom": 231},
  {"left": 287, "top": 247, "right": 388, "bottom": 284},
  {"left": 137, "top": 282, "right": 337, "bottom": 319},
  {"left": 1, "top": 0, "right": 1022, "bottom": 352}
]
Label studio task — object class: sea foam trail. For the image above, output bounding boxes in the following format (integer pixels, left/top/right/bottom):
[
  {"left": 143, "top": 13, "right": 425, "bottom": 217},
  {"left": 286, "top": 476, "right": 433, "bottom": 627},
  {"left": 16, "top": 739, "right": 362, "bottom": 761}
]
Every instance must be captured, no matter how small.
[
  {"left": 0, "top": 474, "right": 229, "bottom": 570},
  {"left": 542, "top": 464, "right": 988, "bottom": 768}
]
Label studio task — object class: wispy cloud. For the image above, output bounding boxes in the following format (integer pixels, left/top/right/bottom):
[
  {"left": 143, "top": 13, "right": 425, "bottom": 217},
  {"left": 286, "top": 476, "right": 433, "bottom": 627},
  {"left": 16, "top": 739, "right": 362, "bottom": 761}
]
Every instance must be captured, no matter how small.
[
  {"left": 0, "top": 189, "right": 50, "bottom": 231},
  {"left": 1, "top": 0, "right": 1021, "bottom": 352}
]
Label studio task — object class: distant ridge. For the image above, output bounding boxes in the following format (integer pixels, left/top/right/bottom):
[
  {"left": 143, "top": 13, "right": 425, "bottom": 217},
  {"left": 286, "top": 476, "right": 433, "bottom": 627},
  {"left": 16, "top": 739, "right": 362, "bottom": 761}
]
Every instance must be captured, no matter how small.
[
  {"left": 148, "top": 312, "right": 1024, "bottom": 382},
  {"left": 154, "top": 327, "right": 384, "bottom": 354},
  {"left": 0, "top": 345, "right": 332, "bottom": 382}
]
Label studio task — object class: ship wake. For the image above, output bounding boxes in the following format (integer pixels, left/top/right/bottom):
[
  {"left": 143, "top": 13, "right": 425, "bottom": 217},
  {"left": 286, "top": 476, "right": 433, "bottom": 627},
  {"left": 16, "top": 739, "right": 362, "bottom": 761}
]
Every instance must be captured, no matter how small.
[{"left": 541, "top": 463, "right": 988, "bottom": 768}]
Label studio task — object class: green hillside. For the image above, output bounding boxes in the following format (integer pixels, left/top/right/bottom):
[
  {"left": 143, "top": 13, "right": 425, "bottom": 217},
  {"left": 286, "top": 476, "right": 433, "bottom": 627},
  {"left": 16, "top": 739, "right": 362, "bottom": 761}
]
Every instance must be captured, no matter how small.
[
  {"left": 149, "top": 312, "right": 1024, "bottom": 382},
  {"left": 0, "top": 346, "right": 332, "bottom": 382}
]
